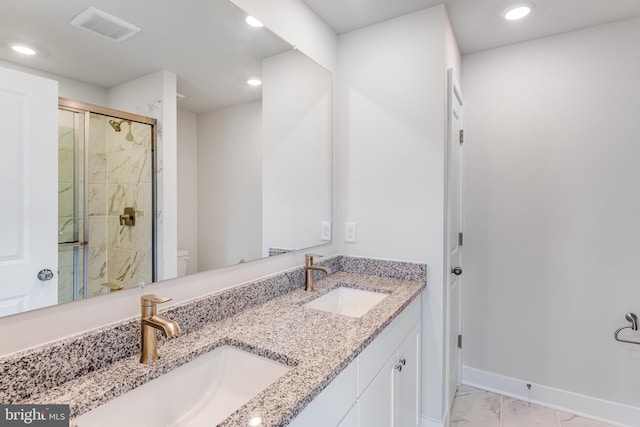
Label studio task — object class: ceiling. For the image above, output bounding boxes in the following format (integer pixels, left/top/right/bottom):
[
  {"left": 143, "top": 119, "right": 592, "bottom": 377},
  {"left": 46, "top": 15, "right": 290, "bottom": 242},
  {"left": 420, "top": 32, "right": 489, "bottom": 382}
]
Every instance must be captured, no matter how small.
[
  {"left": 302, "top": 0, "right": 640, "bottom": 54},
  {"left": 2, "top": 0, "right": 640, "bottom": 113},
  {"left": 0, "top": 0, "right": 291, "bottom": 113}
]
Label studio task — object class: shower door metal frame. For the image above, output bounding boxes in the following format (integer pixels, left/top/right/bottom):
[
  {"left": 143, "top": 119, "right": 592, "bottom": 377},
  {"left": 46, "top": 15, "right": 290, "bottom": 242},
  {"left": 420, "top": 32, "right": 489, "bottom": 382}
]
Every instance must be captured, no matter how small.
[
  {"left": 56, "top": 107, "right": 90, "bottom": 299},
  {"left": 57, "top": 106, "right": 90, "bottom": 300},
  {"left": 58, "top": 97, "right": 157, "bottom": 299}
]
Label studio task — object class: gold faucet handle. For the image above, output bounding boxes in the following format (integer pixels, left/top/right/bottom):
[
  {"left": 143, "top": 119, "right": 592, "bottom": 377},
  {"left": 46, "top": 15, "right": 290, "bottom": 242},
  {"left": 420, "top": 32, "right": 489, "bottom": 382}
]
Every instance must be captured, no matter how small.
[
  {"left": 141, "top": 294, "right": 172, "bottom": 305},
  {"left": 305, "top": 253, "right": 324, "bottom": 264}
]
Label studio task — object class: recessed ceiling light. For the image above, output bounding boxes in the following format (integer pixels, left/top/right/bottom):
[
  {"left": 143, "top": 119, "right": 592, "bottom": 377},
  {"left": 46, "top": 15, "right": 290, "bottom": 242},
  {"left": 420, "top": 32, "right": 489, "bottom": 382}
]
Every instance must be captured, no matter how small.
[
  {"left": 10, "top": 44, "right": 37, "bottom": 55},
  {"left": 247, "top": 78, "right": 262, "bottom": 86},
  {"left": 503, "top": 2, "right": 535, "bottom": 21},
  {"left": 245, "top": 16, "right": 264, "bottom": 28}
]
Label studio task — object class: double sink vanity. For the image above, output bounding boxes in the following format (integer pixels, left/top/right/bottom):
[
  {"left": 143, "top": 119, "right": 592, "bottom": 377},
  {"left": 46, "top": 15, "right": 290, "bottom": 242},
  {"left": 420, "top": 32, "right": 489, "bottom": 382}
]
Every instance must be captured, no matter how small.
[{"left": 1, "top": 256, "right": 425, "bottom": 426}]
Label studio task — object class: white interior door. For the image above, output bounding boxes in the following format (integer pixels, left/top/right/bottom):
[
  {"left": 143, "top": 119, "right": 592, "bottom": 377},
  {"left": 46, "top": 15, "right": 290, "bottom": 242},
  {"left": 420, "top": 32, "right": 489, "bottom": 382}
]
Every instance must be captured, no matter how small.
[
  {"left": 0, "top": 66, "right": 58, "bottom": 315},
  {"left": 446, "top": 68, "right": 464, "bottom": 410}
]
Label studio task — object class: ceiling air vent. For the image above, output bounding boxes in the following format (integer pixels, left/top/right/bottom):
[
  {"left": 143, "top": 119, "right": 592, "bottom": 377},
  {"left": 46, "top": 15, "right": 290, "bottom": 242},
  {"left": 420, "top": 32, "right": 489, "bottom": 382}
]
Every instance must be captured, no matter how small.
[{"left": 70, "top": 7, "right": 141, "bottom": 42}]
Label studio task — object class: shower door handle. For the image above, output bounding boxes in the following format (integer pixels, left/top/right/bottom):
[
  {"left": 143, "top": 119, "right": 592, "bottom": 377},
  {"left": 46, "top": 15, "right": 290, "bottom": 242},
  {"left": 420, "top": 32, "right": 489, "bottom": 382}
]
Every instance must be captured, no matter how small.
[{"left": 37, "top": 269, "right": 54, "bottom": 281}]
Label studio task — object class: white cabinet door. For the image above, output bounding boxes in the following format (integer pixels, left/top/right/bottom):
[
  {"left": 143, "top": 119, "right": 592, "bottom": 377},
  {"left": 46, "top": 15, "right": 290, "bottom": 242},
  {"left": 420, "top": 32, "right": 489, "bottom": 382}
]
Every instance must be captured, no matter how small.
[
  {"left": 288, "top": 362, "right": 357, "bottom": 427},
  {"left": 289, "top": 298, "right": 422, "bottom": 427},
  {"left": 358, "top": 354, "right": 396, "bottom": 427},
  {"left": 397, "top": 322, "right": 421, "bottom": 427},
  {"left": 359, "top": 321, "right": 421, "bottom": 427}
]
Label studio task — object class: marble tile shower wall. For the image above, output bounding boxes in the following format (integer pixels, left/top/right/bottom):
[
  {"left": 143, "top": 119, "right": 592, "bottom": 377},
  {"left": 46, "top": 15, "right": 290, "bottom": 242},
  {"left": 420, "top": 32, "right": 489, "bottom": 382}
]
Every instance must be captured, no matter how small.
[
  {"left": 143, "top": 100, "right": 163, "bottom": 280},
  {"left": 83, "top": 114, "right": 153, "bottom": 297},
  {"left": 104, "top": 99, "right": 163, "bottom": 280},
  {"left": 106, "top": 120, "right": 153, "bottom": 290},
  {"left": 88, "top": 114, "right": 108, "bottom": 297}
]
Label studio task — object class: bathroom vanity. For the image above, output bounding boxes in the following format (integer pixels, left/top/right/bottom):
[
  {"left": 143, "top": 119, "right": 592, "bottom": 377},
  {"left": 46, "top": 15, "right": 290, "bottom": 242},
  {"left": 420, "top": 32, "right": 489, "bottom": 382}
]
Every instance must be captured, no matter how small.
[
  {"left": 0, "top": 257, "right": 425, "bottom": 427},
  {"left": 289, "top": 295, "right": 421, "bottom": 427}
]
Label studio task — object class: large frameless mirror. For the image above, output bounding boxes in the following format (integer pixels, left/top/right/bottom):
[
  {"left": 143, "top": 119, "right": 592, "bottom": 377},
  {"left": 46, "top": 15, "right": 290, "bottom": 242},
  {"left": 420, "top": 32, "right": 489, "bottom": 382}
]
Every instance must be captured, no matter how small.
[{"left": 0, "top": 0, "right": 332, "bottom": 318}]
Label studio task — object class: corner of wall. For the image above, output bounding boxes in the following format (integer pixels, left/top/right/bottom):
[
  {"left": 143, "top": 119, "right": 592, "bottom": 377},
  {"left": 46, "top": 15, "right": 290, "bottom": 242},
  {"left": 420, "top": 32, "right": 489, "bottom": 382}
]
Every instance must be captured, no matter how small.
[
  {"left": 228, "top": 0, "right": 338, "bottom": 73},
  {"left": 443, "top": 4, "right": 462, "bottom": 84},
  {"left": 161, "top": 70, "right": 178, "bottom": 280}
]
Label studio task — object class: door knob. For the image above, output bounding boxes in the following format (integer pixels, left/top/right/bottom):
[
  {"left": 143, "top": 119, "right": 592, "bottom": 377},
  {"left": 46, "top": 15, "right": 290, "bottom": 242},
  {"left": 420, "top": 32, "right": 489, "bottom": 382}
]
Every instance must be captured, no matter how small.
[
  {"left": 37, "top": 269, "right": 54, "bottom": 281},
  {"left": 451, "top": 267, "right": 462, "bottom": 276}
]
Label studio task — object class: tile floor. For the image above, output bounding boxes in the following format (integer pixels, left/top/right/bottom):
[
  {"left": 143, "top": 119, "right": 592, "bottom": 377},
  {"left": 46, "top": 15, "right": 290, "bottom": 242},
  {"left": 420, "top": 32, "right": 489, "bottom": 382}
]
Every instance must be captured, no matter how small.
[{"left": 450, "top": 385, "right": 617, "bottom": 427}]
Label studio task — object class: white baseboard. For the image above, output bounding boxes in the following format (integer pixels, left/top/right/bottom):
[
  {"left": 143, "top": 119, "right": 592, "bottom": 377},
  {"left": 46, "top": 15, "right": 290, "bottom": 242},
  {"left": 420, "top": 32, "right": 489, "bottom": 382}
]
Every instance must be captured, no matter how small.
[{"left": 462, "top": 365, "right": 639, "bottom": 427}]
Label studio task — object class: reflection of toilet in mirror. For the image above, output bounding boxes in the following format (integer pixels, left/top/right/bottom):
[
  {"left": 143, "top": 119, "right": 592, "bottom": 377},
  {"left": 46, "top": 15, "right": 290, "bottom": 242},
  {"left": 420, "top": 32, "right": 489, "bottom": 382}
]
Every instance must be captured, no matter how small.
[{"left": 177, "top": 249, "right": 191, "bottom": 277}]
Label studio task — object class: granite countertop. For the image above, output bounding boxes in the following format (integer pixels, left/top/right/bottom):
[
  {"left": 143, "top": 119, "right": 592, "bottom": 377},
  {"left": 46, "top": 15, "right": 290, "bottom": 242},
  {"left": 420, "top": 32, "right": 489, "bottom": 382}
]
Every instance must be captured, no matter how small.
[{"left": 25, "top": 270, "right": 424, "bottom": 426}]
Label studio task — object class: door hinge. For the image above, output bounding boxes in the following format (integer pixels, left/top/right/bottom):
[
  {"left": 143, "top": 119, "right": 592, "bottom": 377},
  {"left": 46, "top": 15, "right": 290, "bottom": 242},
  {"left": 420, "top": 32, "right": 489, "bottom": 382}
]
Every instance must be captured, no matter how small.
[
  {"left": 458, "top": 232, "right": 463, "bottom": 247},
  {"left": 459, "top": 129, "right": 464, "bottom": 144},
  {"left": 457, "top": 334, "right": 462, "bottom": 349}
]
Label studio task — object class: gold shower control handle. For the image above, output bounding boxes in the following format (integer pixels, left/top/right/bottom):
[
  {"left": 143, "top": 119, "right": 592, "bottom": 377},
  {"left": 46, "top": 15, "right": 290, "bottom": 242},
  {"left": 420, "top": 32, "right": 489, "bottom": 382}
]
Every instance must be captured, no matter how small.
[{"left": 119, "top": 207, "right": 136, "bottom": 226}]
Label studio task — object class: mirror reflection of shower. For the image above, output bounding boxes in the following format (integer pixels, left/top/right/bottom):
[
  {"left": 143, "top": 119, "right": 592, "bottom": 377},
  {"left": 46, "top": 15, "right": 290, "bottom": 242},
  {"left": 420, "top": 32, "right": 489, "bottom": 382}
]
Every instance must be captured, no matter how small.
[
  {"left": 108, "top": 119, "right": 134, "bottom": 142},
  {"left": 57, "top": 101, "right": 155, "bottom": 304}
]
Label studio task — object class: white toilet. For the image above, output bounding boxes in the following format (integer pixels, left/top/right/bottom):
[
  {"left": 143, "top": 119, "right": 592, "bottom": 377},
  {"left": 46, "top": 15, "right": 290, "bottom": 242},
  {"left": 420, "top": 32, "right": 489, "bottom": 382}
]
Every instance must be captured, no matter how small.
[{"left": 177, "top": 249, "right": 191, "bottom": 277}]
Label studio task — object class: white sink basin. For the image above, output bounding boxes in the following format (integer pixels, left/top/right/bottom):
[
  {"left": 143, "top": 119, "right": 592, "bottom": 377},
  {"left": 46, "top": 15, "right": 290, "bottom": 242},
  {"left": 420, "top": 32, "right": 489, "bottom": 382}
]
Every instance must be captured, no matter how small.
[
  {"left": 304, "top": 287, "right": 388, "bottom": 318},
  {"left": 73, "top": 345, "right": 291, "bottom": 427}
]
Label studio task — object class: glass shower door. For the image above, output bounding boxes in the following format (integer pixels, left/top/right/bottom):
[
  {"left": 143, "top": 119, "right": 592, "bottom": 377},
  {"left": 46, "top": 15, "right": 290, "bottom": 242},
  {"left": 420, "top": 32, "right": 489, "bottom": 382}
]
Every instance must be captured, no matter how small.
[
  {"left": 57, "top": 108, "right": 87, "bottom": 303},
  {"left": 58, "top": 103, "right": 155, "bottom": 303}
]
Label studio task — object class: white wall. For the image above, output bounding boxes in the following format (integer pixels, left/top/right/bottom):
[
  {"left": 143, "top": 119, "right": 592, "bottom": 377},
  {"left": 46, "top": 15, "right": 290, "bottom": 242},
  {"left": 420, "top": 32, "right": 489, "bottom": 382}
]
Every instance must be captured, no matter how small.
[
  {"left": 198, "top": 101, "right": 263, "bottom": 269},
  {"left": 262, "top": 50, "right": 333, "bottom": 254},
  {"left": 338, "top": 6, "right": 457, "bottom": 425},
  {"left": 230, "top": 0, "right": 340, "bottom": 255},
  {"left": 177, "top": 109, "right": 199, "bottom": 274},
  {"left": 0, "top": 0, "right": 337, "bottom": 357},
  {"left": 462, "top": 16, "right": 640, "bottom": 422},
  {"left": 444, "top": 11, "right": 461, "bottom": 87},
  {"left": 0, "top": 60, "right": 107, "bottom": 106}
]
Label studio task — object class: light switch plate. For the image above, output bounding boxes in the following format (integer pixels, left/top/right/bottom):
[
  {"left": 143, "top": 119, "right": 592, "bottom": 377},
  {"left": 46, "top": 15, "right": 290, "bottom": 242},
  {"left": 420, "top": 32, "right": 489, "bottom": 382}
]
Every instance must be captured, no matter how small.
[
  {"left": 345, "top": 222, "right": 357, "bottom": 243},
  {"left": 320, "top": 221, "right": 331, "bottom": 241}
]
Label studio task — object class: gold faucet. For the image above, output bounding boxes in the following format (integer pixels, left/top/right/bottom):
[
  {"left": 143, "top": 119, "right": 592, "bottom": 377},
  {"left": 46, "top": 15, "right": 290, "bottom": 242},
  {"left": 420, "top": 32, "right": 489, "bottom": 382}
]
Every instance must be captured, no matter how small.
[
  {"left": 304, "top": 254, "right": 331, "bottom": 291},
  {"left": 139, "top": 294, "right": 180, "bottom": 364}
]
